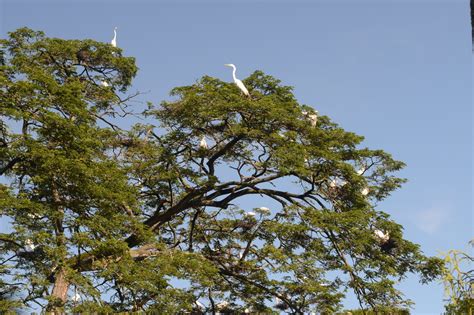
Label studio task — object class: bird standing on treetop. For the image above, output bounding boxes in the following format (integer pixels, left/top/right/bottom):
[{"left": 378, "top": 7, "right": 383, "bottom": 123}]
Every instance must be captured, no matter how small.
[
  {"left": 111, "top": 27, "right": 118, "bottom": 47},
  {"left": 224, "top": 64, "right": 250, "bottom": 97},
  {"left": 374, "top": 229, "right": 390, "bottom": 243},
  {"left": 308, "top": 111, "right": 318, "bottom": 127},
  {"left": 302, "top": 109, "right": 318, "bottom": 127}
]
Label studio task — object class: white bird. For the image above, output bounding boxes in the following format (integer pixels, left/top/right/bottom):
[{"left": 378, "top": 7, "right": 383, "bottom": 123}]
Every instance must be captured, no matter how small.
[
  {"left": 257, "top": 206, "right": 271, "bottom": 214},
  {"left": 27, "top": 212, "right": 40, "bottom": 219},
  {"left": 361, "top": 187, "right": 370, "bottom": 196},
  {"left": 245, "top": 211, "right": 256, "bottom": 217},
  {"left": 224, "top": 64, "right": 250, "bottom": 97},
  {"left": 25, "top": 239, "right": 35, "bottom": 252},
  {"left": 111, "top": 27, "right": 118, "bottom": 47},
  {"left": 72, "top": 292, "right": 81, "bottom": 302},
  {"left": 356, "top": 167, "right": 365, "bottom": 175},
  {"left": 374, "top": 229, "right": 390, "bottom": 243},
  {"left": 329, "top": 179, "right": 338, "bottom": 188},
  {"left": 100, "top": 80, "right": 109, "bottom": 87},
  {"left": 308, "top": 112, "right": 318, "bottom": 127},
  {"left": 199, "top": 136, "right": 208, "bottom": 149}
]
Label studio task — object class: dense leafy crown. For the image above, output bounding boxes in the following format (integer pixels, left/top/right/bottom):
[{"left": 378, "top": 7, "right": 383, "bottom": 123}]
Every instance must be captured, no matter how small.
[{"left": 0, "top": 28, "right": 442, "bottom": 313}]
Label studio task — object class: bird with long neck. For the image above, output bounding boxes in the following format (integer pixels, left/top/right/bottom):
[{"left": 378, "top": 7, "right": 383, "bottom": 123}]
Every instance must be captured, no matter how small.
[
  {"left": 111, "top": 27, "right": 118, "bottom": 47},
  {"left": 224, "top": 63, "right": 250, "bottom": 97}
]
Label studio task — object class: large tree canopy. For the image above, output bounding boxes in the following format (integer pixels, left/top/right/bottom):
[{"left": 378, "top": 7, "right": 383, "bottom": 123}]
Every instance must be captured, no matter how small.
[{"left": 0, "top": 28, "right": 443, "bottom": 314}]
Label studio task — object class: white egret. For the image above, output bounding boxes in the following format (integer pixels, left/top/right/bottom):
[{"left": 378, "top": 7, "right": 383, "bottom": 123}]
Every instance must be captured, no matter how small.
[
  {"left": 374, "top": 229, "right": 390, "bottom": 243},
  {"left": 27, "top": 212, "right": 40, "bottom": 219},
  {"left": 72, "top": 292, "right": 81, "bottom": 302},
  {"left": 356, "top": 167, "right": 365, "bottom": 175},
  {"left": 329, "top": 179, "right": 338, "bottom": 188},
  {"left": 245, "top": 211, "right": 256, "bottom": 217},
  {"left": 111, "top": 27, "right": 118, "bottom": 47},
  {"left": 308, "top": 112, "right": 318, "bottom": 127},
  {"left": 257, "top": 206, "right": 271, "bottom": 214},
  {"left": 361, "top": 187, "right": 370, "bottom": 196},
  {"left": 25, "top": 239, "right": 35, "bottom": 252},
  {"left": 100, "top": 80, "right": 109, "bottom": 87},
  {"left": 199, "top": 136, "right": 208, "bottom": 149},
  {"left": 224, "top": 64, "right": 250, "bottom": 97}
]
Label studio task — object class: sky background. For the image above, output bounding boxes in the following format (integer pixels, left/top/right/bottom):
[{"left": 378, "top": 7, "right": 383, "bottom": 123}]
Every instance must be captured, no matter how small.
[{"left": 1, "top": 0, "right": 472, "bottom": 313}]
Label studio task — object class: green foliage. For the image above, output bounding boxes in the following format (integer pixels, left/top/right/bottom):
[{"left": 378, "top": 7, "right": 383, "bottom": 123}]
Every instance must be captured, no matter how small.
[
  {"left": 0, "top": 28, "right": 443, "bottom": 313},
  {"left": 338, "top": 308, "right": 410, "bottom": 315},
  {"left": 441, "top": 240, "right": 474, "bottom": 314}
]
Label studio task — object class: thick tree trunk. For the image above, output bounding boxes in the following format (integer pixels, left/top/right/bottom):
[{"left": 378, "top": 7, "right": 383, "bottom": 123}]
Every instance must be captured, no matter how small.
[
  {"left": 47, "top": 182, "right": 69, "bottom": 314},
  {"left": 46, "top": 268, "right": 70, "bottom": 314}
]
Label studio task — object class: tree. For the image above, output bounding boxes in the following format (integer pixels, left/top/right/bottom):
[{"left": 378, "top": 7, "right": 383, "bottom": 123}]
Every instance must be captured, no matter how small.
[
  {"left": 441, "top": 240, "right": 474, "bottom": 314},
  {"left": 0, "top": 28, "right": 443, "bottom": 313}
]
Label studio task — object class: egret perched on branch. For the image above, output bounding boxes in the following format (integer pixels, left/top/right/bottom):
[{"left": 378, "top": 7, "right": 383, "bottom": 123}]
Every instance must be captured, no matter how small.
[
  {"left": 199, "top": 135, "right": 208, "bottom": 149},
  {"left": 100, "top": 80, "right": 109, "bottom": 87},
  {"left": 374, "top": 229, "right": 390, "bottom": 243},
  {"left": 374, "top": 229, "right": 397, "bottom": 253},
  {"left": 302, "top": 109, "right": 318, "bottom": 127},
  {"left": 224, "top": 64, "right": 250, "bottom": 97},
  {"left": 111, "top": 27, "right": 118, "bottom": 47},
  {"left": 27, "top": 212, "right": 40, "bottom": 219},
  {"left": 308, "top": 112, "right": 318, "bottom": 127},
  {"left": 361, "top": 187, "right": 370, "bottom": 196},
  {"left": 257, "top": 206, "right": 271, "bottom": 215},
  {"left": 72, "top": 292, "right": 81, "bottom": 302},
  {"left": 25, "top": 239, "right": 35, "bottom": 252},
  {"left": 245, "top": 211, "right": 256, "bottom": 217}
]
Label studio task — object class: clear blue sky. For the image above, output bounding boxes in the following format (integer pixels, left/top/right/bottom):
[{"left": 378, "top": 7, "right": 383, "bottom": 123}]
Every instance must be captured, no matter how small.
[{"left": 1, "top": 0, "right": 472, "bottom": 313}]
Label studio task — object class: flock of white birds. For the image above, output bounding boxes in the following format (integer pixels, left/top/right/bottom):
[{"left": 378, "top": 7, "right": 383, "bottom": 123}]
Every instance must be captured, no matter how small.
[{"left": 20, "top": 27, "right": 391, "bottom": 306}]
